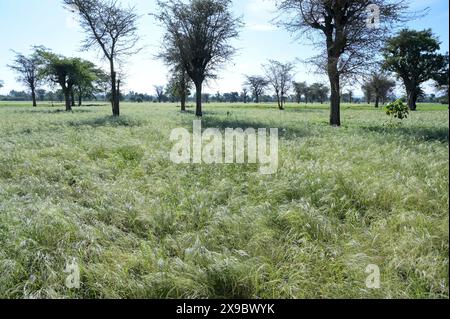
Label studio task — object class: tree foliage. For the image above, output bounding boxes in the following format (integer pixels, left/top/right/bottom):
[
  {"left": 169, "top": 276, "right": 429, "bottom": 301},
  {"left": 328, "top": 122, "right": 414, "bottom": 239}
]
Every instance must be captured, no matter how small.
[
  {"left": 244, "top": 76, "right": 268, "bottom": 103},
  {"left": 63, "top": 0, "right": 141, "bottom": 116},
  {"left": 292, "top": 81, "right": 308, "bottom": 104},
  {"left": 155, "top": 0, "right": 242, "bottom": 116},
  {"left": 385, "top": 99, "right": 409, "bottom": 120},
  {"left": 275, "top": 0, "right": 410, "bottom": 126},
  {"left": 8, "top": 50, "right": 42, "bottom": 107},
  {"left": 362, "top": 72, "right": 396, "bottom": 107},
  {"left": 383, "top": 29, "right": 449, "bottom": 110},
  {"left": 167, "top": 68, "right": 192, "bottom": 111},
  {"left": 263, "top": 60, "right": 295, "bottom": 110},
  {"left": 37, "top": 49, "right": 101, "bottom": 111}
]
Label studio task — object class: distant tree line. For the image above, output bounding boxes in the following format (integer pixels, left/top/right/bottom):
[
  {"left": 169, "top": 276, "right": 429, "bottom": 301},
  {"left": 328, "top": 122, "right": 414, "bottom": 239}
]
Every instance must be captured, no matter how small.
[
  {"left": 6, "top": 46, "right": 110, "bottom": 110},
  {"left": 3, "top": 0, "right": 449, "bottom": 126}
]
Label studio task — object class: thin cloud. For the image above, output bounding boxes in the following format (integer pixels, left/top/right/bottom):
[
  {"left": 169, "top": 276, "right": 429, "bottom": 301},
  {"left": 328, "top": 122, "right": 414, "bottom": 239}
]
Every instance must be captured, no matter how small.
[{"left": 247, "top": 23, "right": 277, "bottom": 32}]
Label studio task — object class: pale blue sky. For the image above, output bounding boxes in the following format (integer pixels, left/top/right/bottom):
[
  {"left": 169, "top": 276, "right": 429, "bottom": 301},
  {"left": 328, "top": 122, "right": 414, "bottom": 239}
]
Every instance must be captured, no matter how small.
[{"left": 0, "top": 0, "right": 448, "bottom": 96}]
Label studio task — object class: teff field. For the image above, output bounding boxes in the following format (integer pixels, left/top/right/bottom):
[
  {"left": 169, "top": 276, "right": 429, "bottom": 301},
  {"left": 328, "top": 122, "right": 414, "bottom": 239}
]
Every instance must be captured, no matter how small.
[{"left": 0, "top": 101, "right": 448, "bottom": 299}]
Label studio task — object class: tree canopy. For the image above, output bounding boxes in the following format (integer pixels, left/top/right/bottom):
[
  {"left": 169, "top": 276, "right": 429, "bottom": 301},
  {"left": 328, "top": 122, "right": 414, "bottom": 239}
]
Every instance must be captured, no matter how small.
[
  {"left": 63, "top": 0, "right": 141, "bottom": 116},
  {"left": 263, "top": 60, "right": 295, "bottom": 110},
  {"left": 37, "top": 49, "right": 101, "bottom": 111},
  {"left": 276, "top": 0, "right": 410, "bottom": 126},
  {"left": 155, "top": 0, "right": 242, "bottom": 116},
  {"left": 362, "top": 72, "right": 396, "bottom": 107},
  {"left": 244, "top": 76, "right": 268, "bottom": 104},
  {"left": 8, "top": 50, "right": 42, "bottom": 107},
  {"left": 383, "top": 28, "right": 449, "bottom": 110}
]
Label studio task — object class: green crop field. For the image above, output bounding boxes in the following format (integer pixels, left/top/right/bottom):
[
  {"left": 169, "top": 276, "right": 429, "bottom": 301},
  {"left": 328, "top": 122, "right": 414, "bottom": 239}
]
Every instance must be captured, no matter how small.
[{"left": 0, "top": 101, "right": 448, "bottom": 299}]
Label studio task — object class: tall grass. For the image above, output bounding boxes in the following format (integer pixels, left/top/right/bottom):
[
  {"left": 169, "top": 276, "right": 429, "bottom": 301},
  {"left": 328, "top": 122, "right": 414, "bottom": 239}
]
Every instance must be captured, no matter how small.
[{"left": 0, "top": 102, "right": 448, "bottom": 298}]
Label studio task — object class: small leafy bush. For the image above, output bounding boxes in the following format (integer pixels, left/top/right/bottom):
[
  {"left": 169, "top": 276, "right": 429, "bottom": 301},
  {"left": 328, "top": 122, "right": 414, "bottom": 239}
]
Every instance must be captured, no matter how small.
[{"left": 385, "top": 99, "right": 409, "bottom": 120}]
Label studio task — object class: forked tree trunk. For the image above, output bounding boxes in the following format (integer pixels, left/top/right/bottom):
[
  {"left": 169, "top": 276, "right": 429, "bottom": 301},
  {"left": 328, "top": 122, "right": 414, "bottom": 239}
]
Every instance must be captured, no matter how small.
[
  {"left": 275, "top": 92, "right": 282, "bottom": 110},
  {"left": 195, "top": 81, "right": 203, "bottom": 117},
  {"left": 31, "top": 86, "right": 37, "bottom": 107},
  {"left": 279, "top": 94, "right": 285, "bottom": 110}
]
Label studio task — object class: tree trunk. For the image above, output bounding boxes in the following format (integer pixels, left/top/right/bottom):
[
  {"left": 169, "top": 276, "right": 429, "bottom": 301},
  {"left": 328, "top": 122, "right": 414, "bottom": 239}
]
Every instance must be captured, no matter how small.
[
  {"left": 71, "top": 90, "right": 75, "bottom": 107},
  {"left": 255, "top": 94, "right": 259, "bottom": 104},
  {"left": 64, "top": 89, "right": 72, "bottom": 112},
  {"left": 375, "top": 95, "right": 380, "bottom": 108},
  {"left": 407, "top": 88, "right": 417, "bottom": 111},
  {"left": 181, "top": 92, "right": 186, "bottom": 112},
  {"left": 31, "top": 86, "right": 37, "bottom": 107},
  {"left": 195, "top": 81, "right": 203, "bottom": 117},
  {"left": 328, "top": 60, "right": 341, "bottom": 127},
  {"left": 78, "top": 88, "right": 82, "bottom": 106},
  {"left": 116, "top": 79, "right": 121, "bottom": 115},
  {"left": 110, "top": 60, "right": 120, "bottom": 116},
  {"left": 275, "top": 92, "right": 281, "bottom": 110}
]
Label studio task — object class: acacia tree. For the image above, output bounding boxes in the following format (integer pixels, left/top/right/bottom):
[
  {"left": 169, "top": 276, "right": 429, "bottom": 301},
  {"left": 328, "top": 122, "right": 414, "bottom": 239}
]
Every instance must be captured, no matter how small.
[
  {"left": 362, "top": 72, "right": 396, "bottom": 107},
  {"left": 276, "top": 0, "right": 409, "bottom": 126},
  {"left": 8, "top": 50, "right": 42, "bottom": 107},
  {"left": 345, "top": 90, "right": 353, "bottom": 104},
  {"left": 38, "top": 49, "right": 99, "bottom": 111},
  {"left": 434, "top": 56, "right": 449, "bottom": 100},
  {"left": 0, "top": 80, "right": 3, "bottom": 89},
  {"left": 244, "top": 76, "right": 268, "bottom": 103},
  {"left": 241, "top": 88, "right": 249, "bottom": 103},
  {"left": 63, "top": 0, "right": 141, "bottom": 116},
  {"left": 96, "top": 71, "right": 111, "bottom": 102},
  {"left": 362, "top": 82, "right": 373, "bottom": 104},
  {"left": 309, "top": 82, "right": 329, "bottom": 104},
  {"left": 38, "top": 51, "right": 83, "bottom": 111},
  {"left": 383, "top": 29, "right": 449, "bottom": 110},
  {"left": 154, "top": 85, "right": 165, "bottom": 103},
  {"left": 155, "top": 0, "right": 242, "bottom": 117},
  {"left": 74, "top": 61, "right": 104, "bottom": 106},
  {"left": 36, "top": 89, "right": 46, "bottom": 102},
  {"left": 263, "top": 60, "right": 295, "bottom": 110},
  {"left": 293, "top": 81, "right": 309, "bottom": 104},
  {"left": 167, "top": 67, "right": 192, "bottom": 111}
]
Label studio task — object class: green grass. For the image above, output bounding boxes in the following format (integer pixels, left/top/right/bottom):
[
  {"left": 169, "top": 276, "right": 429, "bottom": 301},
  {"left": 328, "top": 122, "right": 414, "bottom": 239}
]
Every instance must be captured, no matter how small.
[{"left": 0, "top": 101, "right": 448, "bottom": 299}]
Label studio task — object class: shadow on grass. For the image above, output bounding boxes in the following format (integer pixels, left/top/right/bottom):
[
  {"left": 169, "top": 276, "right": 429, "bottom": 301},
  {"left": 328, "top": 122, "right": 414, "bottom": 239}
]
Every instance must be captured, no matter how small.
[
  {"left": 361, "top": 125, "right": 449, "bottom": 143},
  {"left": 68, "top": 116, "right": 142, "bottom": 128},
  {"left": 82, "top": 104, "right": 108, "bottom": 107},
  {"left": 178, "top": 115, "right": 317, "bottom": 140},
  {"left": 12, "top": 108, "right": 95, "bottom": 114},
  {"left": 285, "top": 108, "right": 328, "bottom": 114}
]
